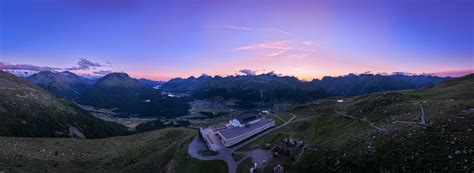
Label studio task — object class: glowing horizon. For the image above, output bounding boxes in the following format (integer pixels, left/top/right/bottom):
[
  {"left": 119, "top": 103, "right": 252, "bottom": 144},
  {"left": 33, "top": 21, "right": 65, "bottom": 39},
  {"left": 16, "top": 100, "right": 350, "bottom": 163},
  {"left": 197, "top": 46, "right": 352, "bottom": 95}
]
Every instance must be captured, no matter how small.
[{"left": 1, "top": 0, "right": 473, "bottom": 81}]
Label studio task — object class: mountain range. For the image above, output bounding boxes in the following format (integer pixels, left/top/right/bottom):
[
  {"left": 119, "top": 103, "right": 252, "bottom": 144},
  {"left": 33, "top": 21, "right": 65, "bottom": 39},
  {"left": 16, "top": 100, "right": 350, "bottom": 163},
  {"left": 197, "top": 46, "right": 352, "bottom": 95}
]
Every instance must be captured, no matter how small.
[
  {"left": 27, "top": 71, "right": 94, "bottom": 100},
  {"left": 162, "top": 73, "right": 330, "bottom": 108},
  {"left": 13, "top": 70, "right": 451, "bottom": 117},
  {"left": 77, "top": 73, "right": 190, "bottom": 118},
  {"left": 161, "top": 72, "right": 449, "bottom": 106},
  {"left": 312, "top": 73, "right": 450, "bottom": 96}
]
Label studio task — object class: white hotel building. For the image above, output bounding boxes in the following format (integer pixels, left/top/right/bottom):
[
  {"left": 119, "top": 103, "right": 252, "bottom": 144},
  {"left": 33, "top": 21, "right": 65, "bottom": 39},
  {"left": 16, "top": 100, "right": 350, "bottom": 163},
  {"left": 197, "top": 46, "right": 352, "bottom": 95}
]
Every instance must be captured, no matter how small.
[{"left": 200, "top": 113, "right": 275, "bottom": 151}]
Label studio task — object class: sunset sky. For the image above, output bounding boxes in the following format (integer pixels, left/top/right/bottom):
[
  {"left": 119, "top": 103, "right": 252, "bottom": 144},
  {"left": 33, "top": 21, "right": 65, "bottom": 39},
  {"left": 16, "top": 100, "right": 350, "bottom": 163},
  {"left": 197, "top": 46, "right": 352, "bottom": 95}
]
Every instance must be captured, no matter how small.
[{"left": 1, "top": 0, "right": 473, "bottom": 80}]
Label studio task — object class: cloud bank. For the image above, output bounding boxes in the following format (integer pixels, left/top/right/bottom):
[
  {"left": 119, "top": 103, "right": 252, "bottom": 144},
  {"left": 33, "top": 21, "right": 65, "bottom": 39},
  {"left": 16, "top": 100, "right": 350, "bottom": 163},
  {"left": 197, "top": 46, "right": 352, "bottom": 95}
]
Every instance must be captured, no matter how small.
[
  {"left": 1, "top": 58, "right": 112, "bottom": 76},
  {"left": 0, "top": 61, "right": 60, "bottom": 71},
  {"left": 66, "top": 58, "right": 104, "bottom": 70},
  {"left": 239, "top": 69, "right": 257, "bottom": 76}
]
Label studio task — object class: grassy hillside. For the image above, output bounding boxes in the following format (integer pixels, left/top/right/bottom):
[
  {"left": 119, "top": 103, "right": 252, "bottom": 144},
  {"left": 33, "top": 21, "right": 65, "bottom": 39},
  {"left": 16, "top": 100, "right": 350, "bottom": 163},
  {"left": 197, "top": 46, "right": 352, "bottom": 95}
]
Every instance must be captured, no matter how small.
[
  {"left": 0, "top": 71, "right": 129, "bottom": 138},
  {"left": 237, "top": 74, "right": 473, "bottom": 172},
  {"left": 0, "top": 128, "right": 227, "bottom": 173}
]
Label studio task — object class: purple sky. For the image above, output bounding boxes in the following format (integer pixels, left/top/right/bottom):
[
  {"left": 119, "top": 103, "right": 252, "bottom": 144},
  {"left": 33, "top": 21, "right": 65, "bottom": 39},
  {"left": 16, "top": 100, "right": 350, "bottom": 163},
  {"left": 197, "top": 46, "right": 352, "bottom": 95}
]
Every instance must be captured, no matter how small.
[{"left": 1, "top": 0, "right": 473, "bottom": 80}]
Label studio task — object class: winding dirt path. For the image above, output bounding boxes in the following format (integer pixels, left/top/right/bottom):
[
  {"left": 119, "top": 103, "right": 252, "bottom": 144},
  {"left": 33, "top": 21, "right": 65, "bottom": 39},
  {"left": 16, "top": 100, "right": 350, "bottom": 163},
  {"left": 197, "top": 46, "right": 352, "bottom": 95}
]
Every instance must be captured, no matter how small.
[
  {"left": 418, "top": 104, "right": 426, "bottom": 125},
  {"left": 392, "top": 102, "right": 428, "bottom": 126},
  {"left": 334, "top": 110, "right": 386, "bottom": 132}
]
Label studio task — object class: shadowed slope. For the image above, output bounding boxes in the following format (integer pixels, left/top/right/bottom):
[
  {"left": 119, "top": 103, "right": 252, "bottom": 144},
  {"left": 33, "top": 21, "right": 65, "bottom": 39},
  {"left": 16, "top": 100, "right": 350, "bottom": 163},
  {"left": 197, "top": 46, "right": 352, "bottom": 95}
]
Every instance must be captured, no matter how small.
[{"left": 0, "top": 71, "right": 129, "bottom": 138}]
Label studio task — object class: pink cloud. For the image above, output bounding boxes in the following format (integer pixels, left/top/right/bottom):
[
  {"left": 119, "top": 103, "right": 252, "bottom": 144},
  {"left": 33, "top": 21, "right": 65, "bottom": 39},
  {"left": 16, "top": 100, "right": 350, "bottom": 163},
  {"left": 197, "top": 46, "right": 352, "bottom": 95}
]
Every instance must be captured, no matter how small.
[
  {"left": 432, "top": 69, "right": 474, "bottom": 77},
  {"left": 234, "top": 40, "right": 314, "bottom": 57},
  {"left": 264, "top": 28, "right": 292, "bottom": 36},
  {"left": 212, "top": 25, "right": 292, "bottom": 36},
  {"left": 302, "top": 40, "right": 320, "bottom": 46},
  {"left": 212, "top": 25, "right": 253, "bottom": 30},
  {"left": 234, "top": 40, "right": 290, "bottom": 50}
]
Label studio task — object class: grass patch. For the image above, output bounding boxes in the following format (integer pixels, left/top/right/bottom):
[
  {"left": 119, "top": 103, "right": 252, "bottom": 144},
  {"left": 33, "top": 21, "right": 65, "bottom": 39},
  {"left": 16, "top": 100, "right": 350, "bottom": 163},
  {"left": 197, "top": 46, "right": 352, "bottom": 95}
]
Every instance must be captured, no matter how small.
[
  {"left": 232, "top": 152, "right": 246, "bottom": 161},
  {"left": 271, "top": 116, "right": 285, "bottom": 127},
  {"left": 236, "top": 157, "right": 254, "bottom": 173},
  {"left": 174, "top": 145, "right": 227, "bottom": 173},
  {"left": 237, "top": 123, "right": 297, "bottom": 152},
  {"left": 264, "top": 156, "right": 293, "bottom": 173},
  {"left": 275, "top": 113, "right": 292, "bottom": 122},
  {"left": 0, "top": 128, "right": 197, "bottom": 172}
]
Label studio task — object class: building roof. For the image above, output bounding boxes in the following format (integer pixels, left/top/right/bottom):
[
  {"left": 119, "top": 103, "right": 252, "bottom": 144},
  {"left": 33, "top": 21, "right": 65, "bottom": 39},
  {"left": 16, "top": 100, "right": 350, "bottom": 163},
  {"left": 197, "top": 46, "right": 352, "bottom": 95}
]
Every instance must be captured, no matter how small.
[
  {"left": 218, "top": 118, "right": 273, "bottom": 140},
  {"left": 236, "top": 113, "right": 261, "bottom": 124}
]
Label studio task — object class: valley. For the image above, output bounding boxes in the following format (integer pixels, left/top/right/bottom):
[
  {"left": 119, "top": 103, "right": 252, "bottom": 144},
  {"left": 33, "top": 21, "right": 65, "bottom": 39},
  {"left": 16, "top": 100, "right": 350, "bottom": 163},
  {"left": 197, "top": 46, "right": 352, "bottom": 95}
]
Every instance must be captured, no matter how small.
[{"left": 78, "top": 105, "right": 157, "bottom": 130}]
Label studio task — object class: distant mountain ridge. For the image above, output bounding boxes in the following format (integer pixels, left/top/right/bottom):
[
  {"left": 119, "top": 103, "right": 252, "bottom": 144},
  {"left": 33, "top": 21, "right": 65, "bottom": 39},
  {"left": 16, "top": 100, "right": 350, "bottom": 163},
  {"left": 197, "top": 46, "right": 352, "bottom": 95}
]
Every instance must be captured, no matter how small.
[
  {"left": 0, "top": 71, "right": 129, "bottom": 138},
  {"left": 18, "top": 70, "right": 452, "bottom": 104},
  {"left": 161, "top": 73, "right": 449, "bottom": 104},
  {"left": 138, "top": 78, "right": 165, "bottom": 88},
  {"left": 77, "top": 72, "right": 190, "bottom": 117},
  {"left": 162, "top": 73, "right": 330, "bottom": 106},
  {"left": 27, "top": 71, "right": 94, "bottom": 100},
  {"left": 312, "top": 73, "right": 450, "bottom": 96}
]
